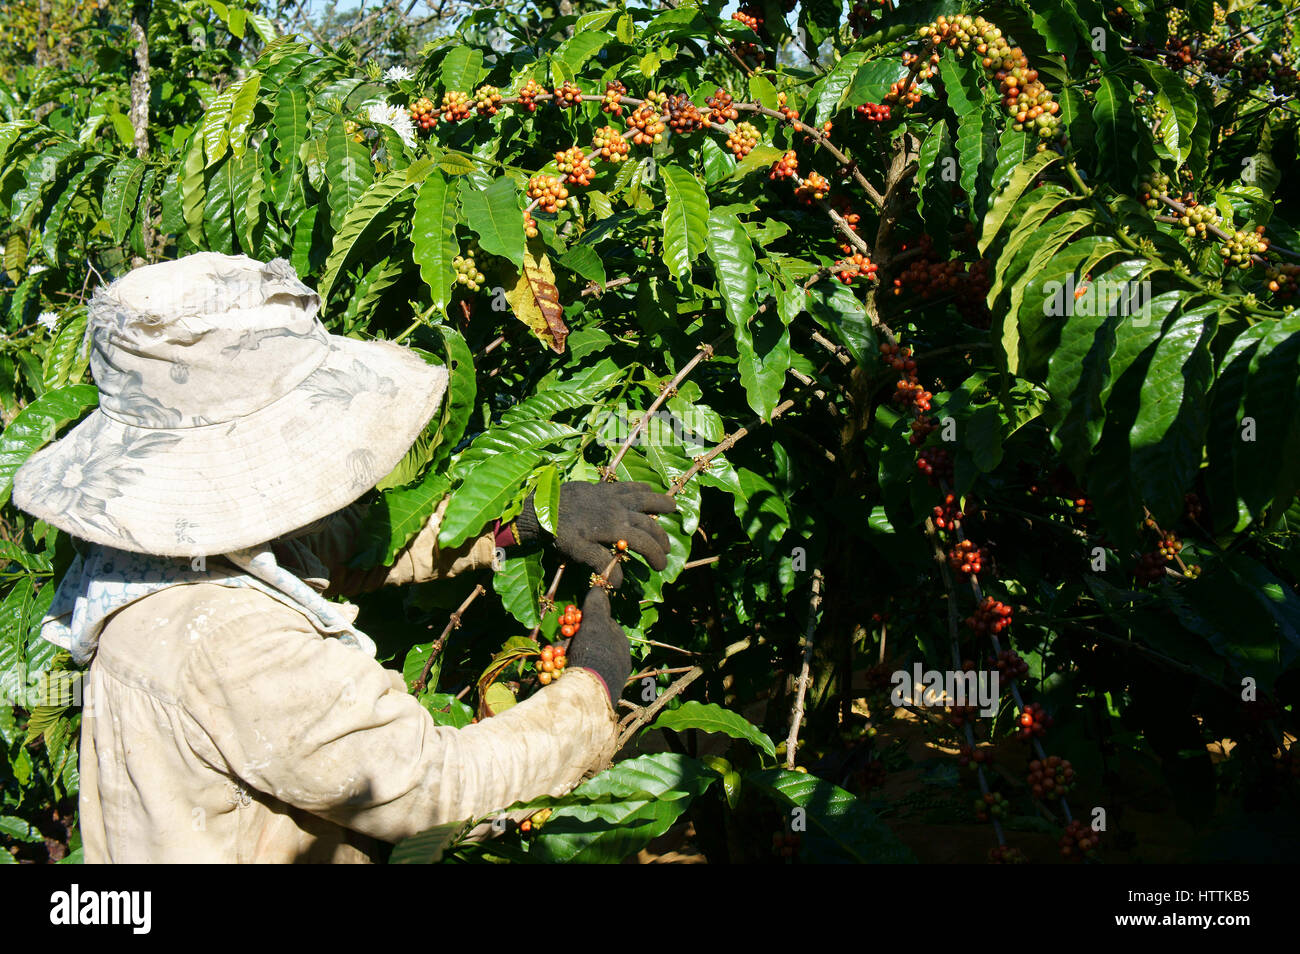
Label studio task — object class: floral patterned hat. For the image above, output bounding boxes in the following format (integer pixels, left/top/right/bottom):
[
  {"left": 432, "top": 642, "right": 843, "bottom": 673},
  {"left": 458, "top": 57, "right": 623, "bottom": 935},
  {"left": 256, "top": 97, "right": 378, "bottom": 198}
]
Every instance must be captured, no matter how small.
[{"left": 13, "top": 253, "right": 448, "bottom": 557}]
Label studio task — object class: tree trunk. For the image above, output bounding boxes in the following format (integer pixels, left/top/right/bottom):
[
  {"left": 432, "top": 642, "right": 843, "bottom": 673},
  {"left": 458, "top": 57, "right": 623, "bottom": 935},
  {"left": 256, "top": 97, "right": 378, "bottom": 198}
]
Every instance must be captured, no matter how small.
[
  {"left": 129, "top": 0, "right": 155, "bottom": 261},
  {"left": 36, "top": 0, "right": 51, "bottom": 68}
]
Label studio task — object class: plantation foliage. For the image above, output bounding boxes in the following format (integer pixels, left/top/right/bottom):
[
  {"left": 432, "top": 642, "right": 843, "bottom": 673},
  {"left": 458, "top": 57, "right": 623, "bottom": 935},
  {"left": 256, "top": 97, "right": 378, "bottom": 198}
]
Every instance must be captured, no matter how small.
[{"left": 2, "top": 0, "right": 1299, "bottom": 863}]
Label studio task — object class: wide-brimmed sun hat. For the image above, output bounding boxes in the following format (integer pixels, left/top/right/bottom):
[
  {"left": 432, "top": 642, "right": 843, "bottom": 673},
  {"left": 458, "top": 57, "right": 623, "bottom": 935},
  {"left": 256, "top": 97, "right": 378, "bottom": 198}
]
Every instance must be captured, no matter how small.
[{"left": 13, "top": 253, "right": 447, "bottom": 557}]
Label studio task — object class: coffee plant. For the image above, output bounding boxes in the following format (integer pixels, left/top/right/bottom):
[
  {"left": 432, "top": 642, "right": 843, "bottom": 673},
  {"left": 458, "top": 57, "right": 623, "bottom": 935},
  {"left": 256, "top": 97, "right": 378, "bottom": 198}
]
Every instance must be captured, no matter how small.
[{"left": 2, "top": 0, "right": 1299, "bottom": 864}]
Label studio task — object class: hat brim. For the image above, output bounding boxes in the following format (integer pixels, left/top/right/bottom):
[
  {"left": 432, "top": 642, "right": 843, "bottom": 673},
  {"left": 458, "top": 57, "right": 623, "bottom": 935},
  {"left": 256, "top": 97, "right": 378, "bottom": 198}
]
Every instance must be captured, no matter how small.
[{"left": 13, "top": 335, "right": 448, "bottom": 557}]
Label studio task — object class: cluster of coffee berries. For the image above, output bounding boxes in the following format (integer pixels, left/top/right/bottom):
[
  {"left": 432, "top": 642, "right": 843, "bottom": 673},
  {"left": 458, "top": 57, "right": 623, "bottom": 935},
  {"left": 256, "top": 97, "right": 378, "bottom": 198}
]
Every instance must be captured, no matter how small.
[
  {"left": 848, "top": 1, "right": 877, "bottom": 38},
  {"left": 1059, "top": 819, "right": 1099, "bottom": 859},
  {"left": 974, "top": 791, "right": 1009, "bottom": 822},
  {"left": 518, "top": 807, "right": 552, "bottom": 833},
  {"left": 916, "top": 447, "right": 953, "bottom": 484},
  {"left": 517, "top": 78, "right": 544, "bottom": 112},
  {"left": 592, "top": 126, "right": 629, "bottom": 163},
  {"left": 410, "top": 96, "right": 437, "bottom": 131},
  {"left": 732, "top": 7, "right": 761, "bottom": 31},
  {"left": 893, "top": 378, "right": 933, "bottom": 412},
  {"left": 966, "top": 597, "right": 1013, "bottom": 635},
  {"left": 527, "top": 174, "right": 569, "bottom": 213},
  {"left": 726, "top": 121, "right": 760, "bottom": 159},
  {"left": 795, "top": 171, "right": 830, "bottom": 203},
  {"left": 1265, "top": 263, "right": 1300, "bottom": 298},
  {"left": 1070, "top": 494, "right": 1092, "bottom": 515},
  {"left": 1165, "top": 38, "right": 1194, "bottom": 71},
  {"left": 1202, "top": 42, "right": 1239, "bottom": 76},
  {"left": 932, "top": 493, "right": 964, "bottom": 531},
  {"left": 880, "top": 340, "right": 917, "bottom": 375},
  {"left": 664, "top": 93, "right": 706, "bottom": 134},
  {"left": 856, "top": 102, "right": 891, "bottom": 122},
  {"left": 988, "top": 844, "right": 1027, "bottom": 864},
  {"left": 992, "top": 649, "right": 1028, "bottom": 682},
  {"left": 948, "top": 540, "right": 984, "bottom": 578},
  {"left": 1177, "top": 202, "right": 1220, "bottom": 239},
  {"left": 553, "top": 81, "right": 583, "bottom": 109},
  {"left": 833, "top": 198, "right": 862, "bottom": 254},
  {"left": 1157, "top": 532, "right": 1182, "bottom": 561},
  {"left": 958, "top": 743, "right": 994, "bottom": 769},
  {"left": 555, "top": 146, "right": 595, "bottom": 186},
  {"left": 1016, "top": 702, "right": 1052, "bottom": 740},
  {"left": 452, "top": 253, "right": 486, "bottom": 291},
  {"left": 523, "top": 211, "right": 539, "bottom": 239},
  {"left": 441, "top": 90, "right": 472, "bottom": 122},
  {"left": 776, "top": 92, "right": 800, "bottom": 122},
  {"left": 892, "top": 256, "right": 969, "bottom": 299},
  {"left": 1135, "top": 549, "right": 1167, "bottom": 584},
  {"left": 474, "top": 85, "right": 502, "bottom": 116},
  {"left": 706, "top": 88, "right": 739, "bottom": 124},
  {"left": 1027, "top": 756, "right": 1075, "bottom": 798},
  {"left": 645, "top": 90, "right": 668, "bottom": 110},
  {"left": 884, "top": 75, "right": 923, "bottom": 108},
  {"left": 919, "top": 16, "right": 1062, "bottom": 147},
  {"left": 771, "top": 831, "right": 800, "bottom": 859},
  {"left": 836, "top": 253, "right": 877, "bottom": 285},
  {"left": 1220, "top": 227, "right": 1269, "bottom": 269},
  {"left": 948, "top": 704, "right": 980, "bottom": 728},
  {"left": 602, "top": 80, "right": 626, "bottom": 116},
  {"left": 627, "top": 103, "right": 666, "bottom": 145},
  {"left": 1139, "top": 171, "right": 1172, "bottom": 209},
  {"left": 909, "top": 414, "right": 937, "bottom": 446},
  {"left": 769, "top": 150, "right": 799, "bottom": 181},
  {"left": 537, "top": 635, "right": 570, "bottom": 686},
  {"left": 900, "top": 48, "right": 941, "bottom": 83}
]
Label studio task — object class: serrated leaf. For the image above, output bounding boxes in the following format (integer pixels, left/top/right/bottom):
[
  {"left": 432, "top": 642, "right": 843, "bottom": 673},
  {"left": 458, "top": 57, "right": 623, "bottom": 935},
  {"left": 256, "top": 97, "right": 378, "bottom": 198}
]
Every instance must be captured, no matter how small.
[
  {"left": 325, "top": 117, "right": 374, "bottom": 229},
  {"left": 439, "top": 46, "right": 485, "bottom": 93},
  {"left": 651, "top": 700, "right": 776, "bottom": 759},
  {"left": 1093, "top": 74, "right": 1138, "bottom": 183},
  {"left": 980, "top": 148, "right": 1061, "bottom": 254},
  {"left": 317, "top": 169, "right": 424, "bottom": 303},
  {"left": 390, "top": 821, "right": 469, "bottom": 864},
  {"left": 660, "top": 164, "right": 709, "bottom": 282},
  {"left": 202, "top": 87, "right": 235, "bottom": 167},
  {"left": 494, "top": 550, "right": 545, "bottom": 628},
  {"left": 528, "top": 753, "right": 716, "bottom": 864},
  {"left": 412, "top": 171, "right": 461, "bottom": 317},
  {"left": 505, "top": 243, "right": 569, "bottom": 353},
  {"left": 747, "top": 769, "right": 914, "bottom": 863},
  {"left": 811, "top": 51, "right": 866, "bottom": 122},
  {"left": 461, "top": 176, "right": 524, "bottom": 268},
  {"left": 439, "top": 450, "right": 545, "bottom": 549},
  {"left": 351, "top": 473, "right": 451, "bottom": 568},
  {"left": 428, "top": 323, "right": 475, "bottom": 471},
  {"left": 1130, "top": 303, "right": 1218, "bottom": 524},
  {"left": 0, "top": 384, "right": 98, "bottom": 507},
  {"left": 228, "top": 72, "right": 262, "bottom": 159}
]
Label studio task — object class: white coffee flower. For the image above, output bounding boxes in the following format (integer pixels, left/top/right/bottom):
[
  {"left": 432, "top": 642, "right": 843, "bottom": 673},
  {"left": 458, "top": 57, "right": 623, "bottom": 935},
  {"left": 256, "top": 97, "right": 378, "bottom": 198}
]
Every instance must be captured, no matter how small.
[
  {"left": 37, "top": 310, "right": 59, "bottom": 333},
  {"left": 383, "top": 65, "right": 413, "bottom": 83},
  {"left": 28, "top": 264, "right": 48, "bottom": 276},
  {"left": 366, "top": 102, "right": 417, "bottom": 150}
]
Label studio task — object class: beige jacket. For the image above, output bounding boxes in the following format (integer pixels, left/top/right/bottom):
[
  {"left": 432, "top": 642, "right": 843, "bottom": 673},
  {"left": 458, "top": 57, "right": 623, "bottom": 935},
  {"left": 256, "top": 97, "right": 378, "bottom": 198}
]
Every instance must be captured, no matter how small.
[{"left": 77, "top": 504, "right": 619, "bottom": 863}]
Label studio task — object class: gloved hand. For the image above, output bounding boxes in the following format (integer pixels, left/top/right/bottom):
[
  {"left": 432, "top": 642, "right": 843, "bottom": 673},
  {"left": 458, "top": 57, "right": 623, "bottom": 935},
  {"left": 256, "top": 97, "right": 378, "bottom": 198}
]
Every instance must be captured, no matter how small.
[
  {"left": 567, "top": 587, "right": 630, "bottom": 702},
  {"left": 514, "top": 481, "right": 676, "bottom": 588}
]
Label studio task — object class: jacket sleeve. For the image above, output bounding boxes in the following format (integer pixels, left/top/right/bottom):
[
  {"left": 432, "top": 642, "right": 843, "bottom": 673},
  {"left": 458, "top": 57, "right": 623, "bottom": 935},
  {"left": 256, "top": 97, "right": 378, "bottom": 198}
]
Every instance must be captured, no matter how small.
[
  {"left": 286, "top": 498, "right": 498, "bottom": 597},
  {"left": 177, "top": 596, "right": 619, "bottom": 843}
]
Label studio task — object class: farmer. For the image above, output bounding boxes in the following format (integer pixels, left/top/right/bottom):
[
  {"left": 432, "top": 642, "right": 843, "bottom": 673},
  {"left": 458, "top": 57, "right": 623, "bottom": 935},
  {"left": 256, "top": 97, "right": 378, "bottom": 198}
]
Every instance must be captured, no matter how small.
[{"left": 12, "top": 252, "right": 676, "bottom": 863}]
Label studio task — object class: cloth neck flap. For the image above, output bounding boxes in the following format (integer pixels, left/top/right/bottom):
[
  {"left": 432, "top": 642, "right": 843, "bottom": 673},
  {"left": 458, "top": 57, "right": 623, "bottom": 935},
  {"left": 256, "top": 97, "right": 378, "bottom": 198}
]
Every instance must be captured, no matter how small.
[{"left": 41, "top": 543, "right": 377, "bottom": 666}]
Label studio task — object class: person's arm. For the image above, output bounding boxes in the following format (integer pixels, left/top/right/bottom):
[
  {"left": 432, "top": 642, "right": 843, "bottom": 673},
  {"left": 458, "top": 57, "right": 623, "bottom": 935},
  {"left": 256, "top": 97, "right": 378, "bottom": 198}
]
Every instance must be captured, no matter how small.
[
  {"left": 284, "top": 498, "right": 498, "bottom": 597},
  {"left": 177, "top": 594, "right": 619, "bottom": 843}
]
